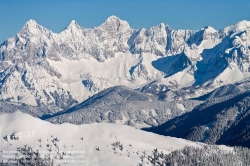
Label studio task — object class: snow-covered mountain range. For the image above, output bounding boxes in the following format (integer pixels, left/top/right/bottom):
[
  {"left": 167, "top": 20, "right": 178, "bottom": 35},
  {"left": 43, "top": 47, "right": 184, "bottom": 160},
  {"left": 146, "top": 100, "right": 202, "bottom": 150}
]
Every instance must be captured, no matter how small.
[{"left": 1, "top": 16, "right": 250, "bottom": 112}]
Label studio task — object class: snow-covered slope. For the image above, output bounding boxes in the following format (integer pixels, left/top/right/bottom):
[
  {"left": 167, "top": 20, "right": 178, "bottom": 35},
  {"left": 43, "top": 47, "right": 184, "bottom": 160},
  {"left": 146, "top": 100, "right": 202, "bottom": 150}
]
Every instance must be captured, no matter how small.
[
  {"left": 0, "top": 16, "right": 250, "bottom": 111},
  {"left": 0, "top": 111, "right": 202, "bottom": 166}
]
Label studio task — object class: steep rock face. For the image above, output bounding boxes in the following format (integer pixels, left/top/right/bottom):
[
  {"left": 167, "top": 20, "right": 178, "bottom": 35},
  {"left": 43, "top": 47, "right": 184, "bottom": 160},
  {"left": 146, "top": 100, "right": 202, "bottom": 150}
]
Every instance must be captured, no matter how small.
[
  {"left": 56, "top": 16, "right": 133, "bottom": 61},
  {"left": 187, "top": 26, "right": 218, "bottom": 46},
  {"left": 166, "top": 29, "right": 196, "bottom": 55},
  {"left": 193, "top": 21, "right": 250, "bottom": 86},
  {"left": 141, "top": 21, "right": 250, "bottom": 100},
  {"left": 128, "top": 23, "right": 168, "bottom": 56},
  {"left": 0, "top": 16, "right": 250, "bottom": 111}
]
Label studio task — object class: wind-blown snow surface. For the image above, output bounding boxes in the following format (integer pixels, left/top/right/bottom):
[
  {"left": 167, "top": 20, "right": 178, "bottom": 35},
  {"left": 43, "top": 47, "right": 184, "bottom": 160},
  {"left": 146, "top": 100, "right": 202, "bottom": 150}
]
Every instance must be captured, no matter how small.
[
  {"left": 0, "top": 111, "right": 201, "bottom": 166},
  {"left": 1, "top": 16, "right": 250, "bottom": 111}
]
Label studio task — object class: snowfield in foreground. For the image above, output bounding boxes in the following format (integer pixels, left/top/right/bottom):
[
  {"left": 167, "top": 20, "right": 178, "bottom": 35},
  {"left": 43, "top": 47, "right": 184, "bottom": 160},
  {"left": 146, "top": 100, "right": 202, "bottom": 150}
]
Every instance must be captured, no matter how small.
[{"left": 0, "top": 111, "right": 203, "bottom": 166}]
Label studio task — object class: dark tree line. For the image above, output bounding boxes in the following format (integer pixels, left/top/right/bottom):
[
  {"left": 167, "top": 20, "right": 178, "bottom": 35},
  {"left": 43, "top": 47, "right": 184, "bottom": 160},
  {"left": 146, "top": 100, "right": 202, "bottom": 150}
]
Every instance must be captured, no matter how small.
[{"left": 143, "top": 145, "right": 250, "bottom": 166}]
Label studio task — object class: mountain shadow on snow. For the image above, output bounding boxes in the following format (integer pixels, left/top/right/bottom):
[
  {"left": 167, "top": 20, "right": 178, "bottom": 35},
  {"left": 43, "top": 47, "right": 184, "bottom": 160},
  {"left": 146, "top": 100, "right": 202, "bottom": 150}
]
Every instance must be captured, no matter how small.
[{"left": 151, "top": 52, "right": 191, "bottom": 77}]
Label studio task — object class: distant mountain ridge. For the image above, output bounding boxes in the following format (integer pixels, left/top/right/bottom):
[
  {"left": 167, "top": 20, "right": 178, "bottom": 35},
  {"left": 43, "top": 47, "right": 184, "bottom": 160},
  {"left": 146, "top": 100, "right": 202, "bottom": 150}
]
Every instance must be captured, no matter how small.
[
  {"left": 0, "top": 16, "right": 250, "bottom": 112},
  {"left": 43, "top": 85, "right": 202, "bottom": 128}
]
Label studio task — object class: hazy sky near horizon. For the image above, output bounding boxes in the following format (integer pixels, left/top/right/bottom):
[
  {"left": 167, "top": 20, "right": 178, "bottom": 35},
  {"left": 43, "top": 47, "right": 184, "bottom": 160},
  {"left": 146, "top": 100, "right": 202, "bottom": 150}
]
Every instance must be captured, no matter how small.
[{"left": 1, "top": 0, "right": 250, "bottom": 42}]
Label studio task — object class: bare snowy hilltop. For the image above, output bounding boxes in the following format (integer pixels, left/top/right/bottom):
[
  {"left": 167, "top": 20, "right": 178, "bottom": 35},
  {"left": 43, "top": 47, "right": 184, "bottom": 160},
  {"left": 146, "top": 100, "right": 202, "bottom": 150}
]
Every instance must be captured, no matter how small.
[
  {"left": 0, "top": 111, "right": 203, "bottom": 166},
  {"left": 1, "top": 16, "right": 250, "bottom": 165}
]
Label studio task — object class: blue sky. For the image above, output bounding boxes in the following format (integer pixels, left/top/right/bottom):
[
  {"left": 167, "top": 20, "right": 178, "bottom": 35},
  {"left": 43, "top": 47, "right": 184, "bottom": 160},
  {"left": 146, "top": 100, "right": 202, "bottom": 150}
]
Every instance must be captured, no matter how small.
[{"left": 0, "top": 0, "right": 250, "bottom": 42}]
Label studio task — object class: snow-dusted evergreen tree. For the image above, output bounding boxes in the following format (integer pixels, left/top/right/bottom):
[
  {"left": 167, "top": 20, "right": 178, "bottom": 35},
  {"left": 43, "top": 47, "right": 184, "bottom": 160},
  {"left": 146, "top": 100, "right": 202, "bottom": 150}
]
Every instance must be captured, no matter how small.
[{"left": 144, "top": 145, "right": 250, "bottom": 166}]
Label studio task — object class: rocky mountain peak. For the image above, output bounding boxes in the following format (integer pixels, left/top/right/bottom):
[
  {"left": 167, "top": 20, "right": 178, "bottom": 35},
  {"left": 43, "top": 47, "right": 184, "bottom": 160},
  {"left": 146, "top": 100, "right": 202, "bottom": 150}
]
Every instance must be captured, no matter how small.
[
  {"left": 233, "top": 20, "right": 250, "bottom": 30},
  {"left": 202, "top": 26, "right": 217, "bottom": 33},
  {"left": 100, "top": 15, "right": 131, "bottom": 30},
  {"left": 19, "top": 19, "right": 49, "bottom": 36},
  {"left": 24, "top": 19, "right": 38, "bottom": 28},
  {"left": 220, "top": 20, "right": 250, "bottom": 37},
  {"left": 157, "top": 23, "right": 166, "bottom": 28},
  {"left": 66, "top": 20, "right": 81, "bottom": 30},
  {"left": 106, "top": 15, "right": 121, "bottom": 21}
]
